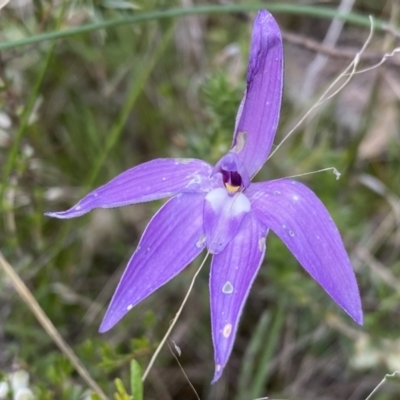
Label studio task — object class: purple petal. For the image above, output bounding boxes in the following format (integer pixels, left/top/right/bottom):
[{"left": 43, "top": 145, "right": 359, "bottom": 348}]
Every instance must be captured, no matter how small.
[
  {"left": 45, "top": 158, "right": 216, "bottom": 219},
  {"left": 210, "top": 213, "right": 267, "bottom": 382},
  {"left": 232, "top": 10, "right": 283, "bottom": 177},
  {"left": 248, "top": 179, "right": 363, "bottom": 324},
  {"left": 99, "top": 193, "right": 206, "bottom": 332},
  {"left": 204, "top": 188, "right": 250, "bottom": 254}
]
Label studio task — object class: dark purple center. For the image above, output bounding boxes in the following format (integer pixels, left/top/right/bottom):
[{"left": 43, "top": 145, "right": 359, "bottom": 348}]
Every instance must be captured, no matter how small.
[
  {"left": 222, "top": 170, "right": 242, "bottom": 188},
  {"left": 212, "top": 152, "right": 251, "bottom": 194}
]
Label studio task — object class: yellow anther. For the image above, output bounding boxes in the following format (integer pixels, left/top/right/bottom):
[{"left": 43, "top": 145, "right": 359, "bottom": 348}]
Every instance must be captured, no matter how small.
[{"left": 225, "top": 183, "right": 240, "bottom": 194}]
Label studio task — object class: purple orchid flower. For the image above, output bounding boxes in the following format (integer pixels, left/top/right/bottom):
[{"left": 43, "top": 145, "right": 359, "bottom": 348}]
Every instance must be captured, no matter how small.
[{"left": 46, "top": 10, "right": 362, "bottom": 382}]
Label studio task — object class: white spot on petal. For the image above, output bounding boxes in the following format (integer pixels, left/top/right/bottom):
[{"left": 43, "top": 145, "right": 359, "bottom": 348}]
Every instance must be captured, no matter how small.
[
  {"left": 196, "top": 234, "right": 206, "bottom": 248},
  {"left": 174, "top": 158, "right": 193, "bottom": 164},
  {"left": 223, "top": 323, "right": 233, "bottom": 338},
  {"left": 186, "top": 174, "right": 201, "bottom": 187},
  {"left": 258, "top": 237, "right": 265, "bottom": 251},
  {"left": 75, "top": 205, "right": 81, "bottom": 210},
  {"left": 127, "top": 304, "right": 133, "bottom": 311},
  {"left": 292, "top": 195, "right": 299, "bottom": 201},
  {"left": 222, "top": 281, "right": 233, "bottom": 294},
  {"left": 216, "top": 364, "right": 222, "bottom": 372},
  {"left": 289, "top": 230, "right": 295, "bottom": 237}
]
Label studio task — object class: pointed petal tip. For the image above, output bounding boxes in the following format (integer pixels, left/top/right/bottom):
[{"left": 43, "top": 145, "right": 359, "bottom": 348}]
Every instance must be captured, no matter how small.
[
  {"left": 44, "top": 207, "right": 86, "bottom": 219},
  {"left": 257, "top": 9, "right": 282, "bottom": 33},
  {"left": 98, "top": 318, "right": 114, "bottom": 334},
  {"left": 255, "top": 9, "right": 275, "bottom": 25},
  {"left": 98, "top": 325, "right": 108, "bottom": 334},
  {"left": 45, "top": 210, "right": 70, "bottom": 219},
  {"left": 348, "top": 304, "right": 363, "bottom": 326},
  {"left": 232, "top": 8, "right": 283, "bottom": 177},
  {"left": 211, "top": 364, "right": 224, "bottom": 384},
  {"left": 99, "top": 302, "right": 134, "bottom": 333}
]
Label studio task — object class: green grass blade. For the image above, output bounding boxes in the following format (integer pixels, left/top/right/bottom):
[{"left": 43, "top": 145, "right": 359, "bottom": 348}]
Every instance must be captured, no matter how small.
[
  {"left": 249, "top": 303, "right": 286, "bottom": 398},
  {"left": 0, "top": 4, "right": 397, "bottom": 51},
  {"left": 85, "top": 21, "right": 175, "bottom": 187},
  {"left": 236, "top": 310, "right": 271, "bottom": 400}
]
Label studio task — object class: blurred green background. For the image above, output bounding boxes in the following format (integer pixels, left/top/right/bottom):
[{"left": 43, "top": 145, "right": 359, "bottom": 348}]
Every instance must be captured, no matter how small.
[{"left": 0, "top": 0, "right": 400, "bottom": 399}]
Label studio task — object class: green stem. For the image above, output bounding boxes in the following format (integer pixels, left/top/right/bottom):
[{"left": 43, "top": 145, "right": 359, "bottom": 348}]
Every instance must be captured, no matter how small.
[{"left": 0, "top": 4, "right": 397, "bottom": 51}]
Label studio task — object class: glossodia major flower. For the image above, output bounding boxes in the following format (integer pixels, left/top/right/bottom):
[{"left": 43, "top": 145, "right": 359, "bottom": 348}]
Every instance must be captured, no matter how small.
[{"left": 46, "top": 10, "right": 363, "bottom": 382}]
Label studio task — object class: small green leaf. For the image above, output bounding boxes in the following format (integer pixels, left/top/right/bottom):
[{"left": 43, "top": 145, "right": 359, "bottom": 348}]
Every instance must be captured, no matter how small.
[
  {"left": 114, "top": 378, "right": 131, "bottom": 399},
  {"left": 130, "top": 360, "right": 143, "bottom": 400}
]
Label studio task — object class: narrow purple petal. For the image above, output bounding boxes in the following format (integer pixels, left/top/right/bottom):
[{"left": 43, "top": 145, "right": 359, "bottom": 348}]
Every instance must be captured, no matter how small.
[
  {"left": 210, "top": 213, "right": 267, "bottom": 383},
  {"left": 248, "top": 179, "right": 363, "bottom": 324},
  {"left": 99, "top": 193, "right": 206, "bottom": 332},
  {"left": 232, "top": 10, "right": 283, "bottom": 177},
  {"left": 45, "top": 158, "right": 217, "bottom": 219},
  {"left": 204, "top": 188, "right": 250, "bottom": 254}
]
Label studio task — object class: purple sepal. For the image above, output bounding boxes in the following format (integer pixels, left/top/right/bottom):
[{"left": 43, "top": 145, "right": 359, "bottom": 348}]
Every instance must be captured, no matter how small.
[
  {"left": 204, "top": 188, "right": 251, "bottom": 254},
  {"left": 248, "top": 179, "right": 363, "bottom": 325},
  {"left": 210, "top": 213, "right": 267, "bottom": 383},
  {"left": 99, "top": 193, "right": 206, "bottom": 332},
  {"left": 232, "top": 10, "right": 283, "bottom": 177},
  {"left": 45, "top": 158, "right": 216, "bottom": 219}
]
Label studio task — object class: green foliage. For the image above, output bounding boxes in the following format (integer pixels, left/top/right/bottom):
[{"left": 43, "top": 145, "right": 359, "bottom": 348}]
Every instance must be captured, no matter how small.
[{"left": 1, "top": 1, "right": 400, "bottom": 399}]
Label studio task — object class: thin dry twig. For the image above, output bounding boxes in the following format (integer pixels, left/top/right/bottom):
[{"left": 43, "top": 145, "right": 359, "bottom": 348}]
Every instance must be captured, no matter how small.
[
  {"left": 141, "top": 251, "right": 210, "bottom": 381},
  {"left": 351, "top": 46, "right": 400, "bottom": 74},
  {"left": 300, "top": 0, "right": 356, "bottom": 100},
  {"left": 356, "top": 247, "right": 400, "bottom": 293},
  {"left": 283, "top": 167, "right": 341, "bottom": 181},
  {"left": 266, "top": 16, "right": 375, "bottom": 163},
  {"left": 282, "top": 31, "right": 400, "bottom": 67},
  {"left": 167, "top": 341, "right": 200, "bottom": 400},
  {"left": 365, "top": 370, "right": 400, "bottom": 400},
  {"left": 0, "top": 251, "right": 108, "bottom": 400}
]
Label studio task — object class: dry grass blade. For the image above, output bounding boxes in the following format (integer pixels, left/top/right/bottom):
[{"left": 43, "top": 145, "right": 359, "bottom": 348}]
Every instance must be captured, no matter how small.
[
  {"left": 0, "top": 251, "right": 108, "bottom": 400},
  {"left": 167, "top": 341, "right": 200, "bottom": 400},
  {"left": 0, "top": 0, "right": 10, "bottom": 11}
]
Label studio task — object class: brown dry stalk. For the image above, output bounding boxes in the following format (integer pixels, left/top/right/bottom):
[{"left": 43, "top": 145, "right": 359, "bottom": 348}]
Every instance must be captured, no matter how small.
[
  {"left": 282, "top": 31, "right": 400, "bottom": 67},
  {"left": 0, "top": 251, "right": 108, "bottom": 400}
]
